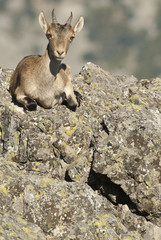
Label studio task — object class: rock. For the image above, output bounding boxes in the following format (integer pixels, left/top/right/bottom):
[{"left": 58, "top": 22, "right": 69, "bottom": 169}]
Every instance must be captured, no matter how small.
[
  {"left": 0, "top": 63, "right": 161, "bottom": 239},
  {"left": 0, "top": 212, "right": 46, "bottom": 240}
]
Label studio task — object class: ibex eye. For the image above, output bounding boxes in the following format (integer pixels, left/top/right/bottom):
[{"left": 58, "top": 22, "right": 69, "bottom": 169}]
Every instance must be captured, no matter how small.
[
  {"left": 70, "top": 36, "right": 74, "bottom": 41},
  {"left": 47, "top": 33, "right": 52, "bottom": 39}
]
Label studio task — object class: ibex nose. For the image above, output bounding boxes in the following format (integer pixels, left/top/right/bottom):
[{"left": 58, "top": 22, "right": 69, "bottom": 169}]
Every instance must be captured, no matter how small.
[{"left": 57, "top": 50, "right": 64, "bottom": 56}]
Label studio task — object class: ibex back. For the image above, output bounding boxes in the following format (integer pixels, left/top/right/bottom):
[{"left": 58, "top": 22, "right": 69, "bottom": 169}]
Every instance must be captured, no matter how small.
[{"left": 9, "top": 9, "right": 84, "bottom": 111}]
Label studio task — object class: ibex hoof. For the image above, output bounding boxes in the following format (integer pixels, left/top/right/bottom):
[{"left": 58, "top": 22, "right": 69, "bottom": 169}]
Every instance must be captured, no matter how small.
[
  {"left": 74, "top": 91, "right": 82, "bottom": 107},
  {"left": 24, "top": 97, "right": 37, "bottom": 111},
  {"left": 67, "top": 96, "right": 77, "bottom": 112}
]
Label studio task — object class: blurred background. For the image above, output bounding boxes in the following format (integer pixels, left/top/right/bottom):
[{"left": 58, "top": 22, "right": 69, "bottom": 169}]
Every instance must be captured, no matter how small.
[{"left": 0, "top": 0, "right": 161, "bottom": 79}]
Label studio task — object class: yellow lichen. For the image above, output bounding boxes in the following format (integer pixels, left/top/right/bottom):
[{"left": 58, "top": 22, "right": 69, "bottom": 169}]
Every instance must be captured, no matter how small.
[
  {"left": 35, "top": 192, "right": 41, "bottom": 200},
  {"left": 17, "top": 216, "right": 27, "bottom": 225},
  {"left": 123, "top": 237, "right": 134, "bottom": 240},
  {"left": 69, "top": 113, "right": 79, "bottom": 122},
  {"left": 39, "top": 177, "right": 56, "bottom": 188},
  {"left": 25, "top": 185, "right": 35, "bottom": 191},
  {"left": 59, "top": 225, "right": 64, "bottom": 231},
  {"left": 127, "top": 104, "right": 142, "bottom": 111},
  {"left": 122, "top": 234, "right": 143, "bottom": 240},
  {"left": 145, "top": 181, "right": 151, "bottom": 187},
  {"left": 60, "top": 189, "right": 67, "bottom": 198},
  {"left": 35, "top": 190, "right": 46, "bottom": 200},
  {"left": 3, "top": 221, "right": 13, "bottom": 230},
  {"left": 74, "top": 174, "right": 81, "bottom": 182},
  {"left": 32, "top": 162, "right": 40, "bottom": 172},
  {"left": 121, "top": 185, "right": 128, "bottom": 193},
  {"left": 0, "top": 225, "right": 4, "bottom": 234},
  {"left": 88, "top": 214, "right": 111, "bottom": 228},
  {"left": 129, "top": 95, "right": 139, "bottom": 104},
  {"left": 114, "top": 155, "right": 121, "bottom": 162},
  {"left": 65, "top": 126, "right": 77, "bottom": 136},
  {"left": 85, "top": 126, "right": 93, "bottom": 132},
  {"left": 14, "top": 131, "right": 20, "bottom": 149},
  {"left": 154, "top": 77, "right": 161, "bottom": 82},
  {"left": 22, "top": 227, "right": 37, "bottom": 239},
  {"left": 94, "top": 216, "right": 107, "bottom": 228},
  {"left": 0, "top": 185, "right": 9, "bottom": 194},
  {"left": 7, "top": 152, "right": 17, "bottom": 161},
  {"left": 152, "top": 86, "right": 161, "bottom": 90},
  {"left": 22, "top": 227, "right": 30, "bottom": 235}
]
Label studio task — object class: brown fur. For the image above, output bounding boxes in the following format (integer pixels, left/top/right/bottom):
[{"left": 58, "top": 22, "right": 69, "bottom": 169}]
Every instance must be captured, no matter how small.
[{"left": 9, "top": 9, "right": 84, "bottom": 111}]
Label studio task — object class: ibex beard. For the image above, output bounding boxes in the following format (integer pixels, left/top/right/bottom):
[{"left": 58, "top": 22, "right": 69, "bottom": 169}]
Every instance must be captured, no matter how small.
[{"left": 9, "top": 9, "right": 84, "bottom": 111}]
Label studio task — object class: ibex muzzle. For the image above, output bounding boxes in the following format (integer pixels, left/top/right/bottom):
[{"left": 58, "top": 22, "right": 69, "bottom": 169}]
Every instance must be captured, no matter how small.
[{"left": 9, "top": 9, "right": 84, "bottom": 111}]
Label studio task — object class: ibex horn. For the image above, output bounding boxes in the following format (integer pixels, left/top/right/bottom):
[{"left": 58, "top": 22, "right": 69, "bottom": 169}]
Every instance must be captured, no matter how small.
[
  {"left": 52, "top": 9, "right": 58, "bottom": 24},
  {"left": 66, "top": 12, "right": 73, "bottom": 25}
]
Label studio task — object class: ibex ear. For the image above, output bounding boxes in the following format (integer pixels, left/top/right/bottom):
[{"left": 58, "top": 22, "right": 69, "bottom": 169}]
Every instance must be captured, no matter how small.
[
  {"left": 39, "top": 11, "right": 49, "bottom": 33},
  {"left": 73, "top": 17, "right": 84, "bottom": 35}
]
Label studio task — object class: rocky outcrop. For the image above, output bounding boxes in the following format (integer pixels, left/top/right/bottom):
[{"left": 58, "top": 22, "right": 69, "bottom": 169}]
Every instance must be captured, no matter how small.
[{"left": 0, "top": 63, "right": 161, "bottom": 239}]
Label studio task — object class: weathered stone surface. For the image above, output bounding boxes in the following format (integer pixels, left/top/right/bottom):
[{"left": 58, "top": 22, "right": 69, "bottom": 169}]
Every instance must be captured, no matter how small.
[
  {"left": 0, "top": 63, "right": 161, "bottom": 239},
  {"left": 0, "top": 212, "right": 45, "bottom": 240}
]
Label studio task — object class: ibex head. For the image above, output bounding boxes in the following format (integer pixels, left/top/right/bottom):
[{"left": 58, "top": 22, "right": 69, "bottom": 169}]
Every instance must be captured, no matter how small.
[{"left": 39, "top": 9, "right": 84, "bottom": 61}]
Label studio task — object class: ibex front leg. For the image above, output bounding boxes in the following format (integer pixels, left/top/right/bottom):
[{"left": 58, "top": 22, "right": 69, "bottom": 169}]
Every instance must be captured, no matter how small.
[
  {"left": 14, "top": 87, "right": 37, "bottom": 111},
  {"left": 59, "top": 64, "right": 78, "bottom": 111}
]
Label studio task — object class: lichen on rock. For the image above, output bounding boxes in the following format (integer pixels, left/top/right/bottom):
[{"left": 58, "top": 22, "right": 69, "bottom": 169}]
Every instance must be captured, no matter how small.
[{"left": 0, "top": 63, "right": 161, "bottom": 239}]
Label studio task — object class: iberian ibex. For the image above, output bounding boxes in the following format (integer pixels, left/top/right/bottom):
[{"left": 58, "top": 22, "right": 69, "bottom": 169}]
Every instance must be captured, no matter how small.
[{"left": 9, "top": 9, "right": 84, "bottom": 111}]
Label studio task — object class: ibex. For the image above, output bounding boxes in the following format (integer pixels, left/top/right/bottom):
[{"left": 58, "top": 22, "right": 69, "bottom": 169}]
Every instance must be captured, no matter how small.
[{"left": 9, "top": 9, "right": 84, "bottom": 111}]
